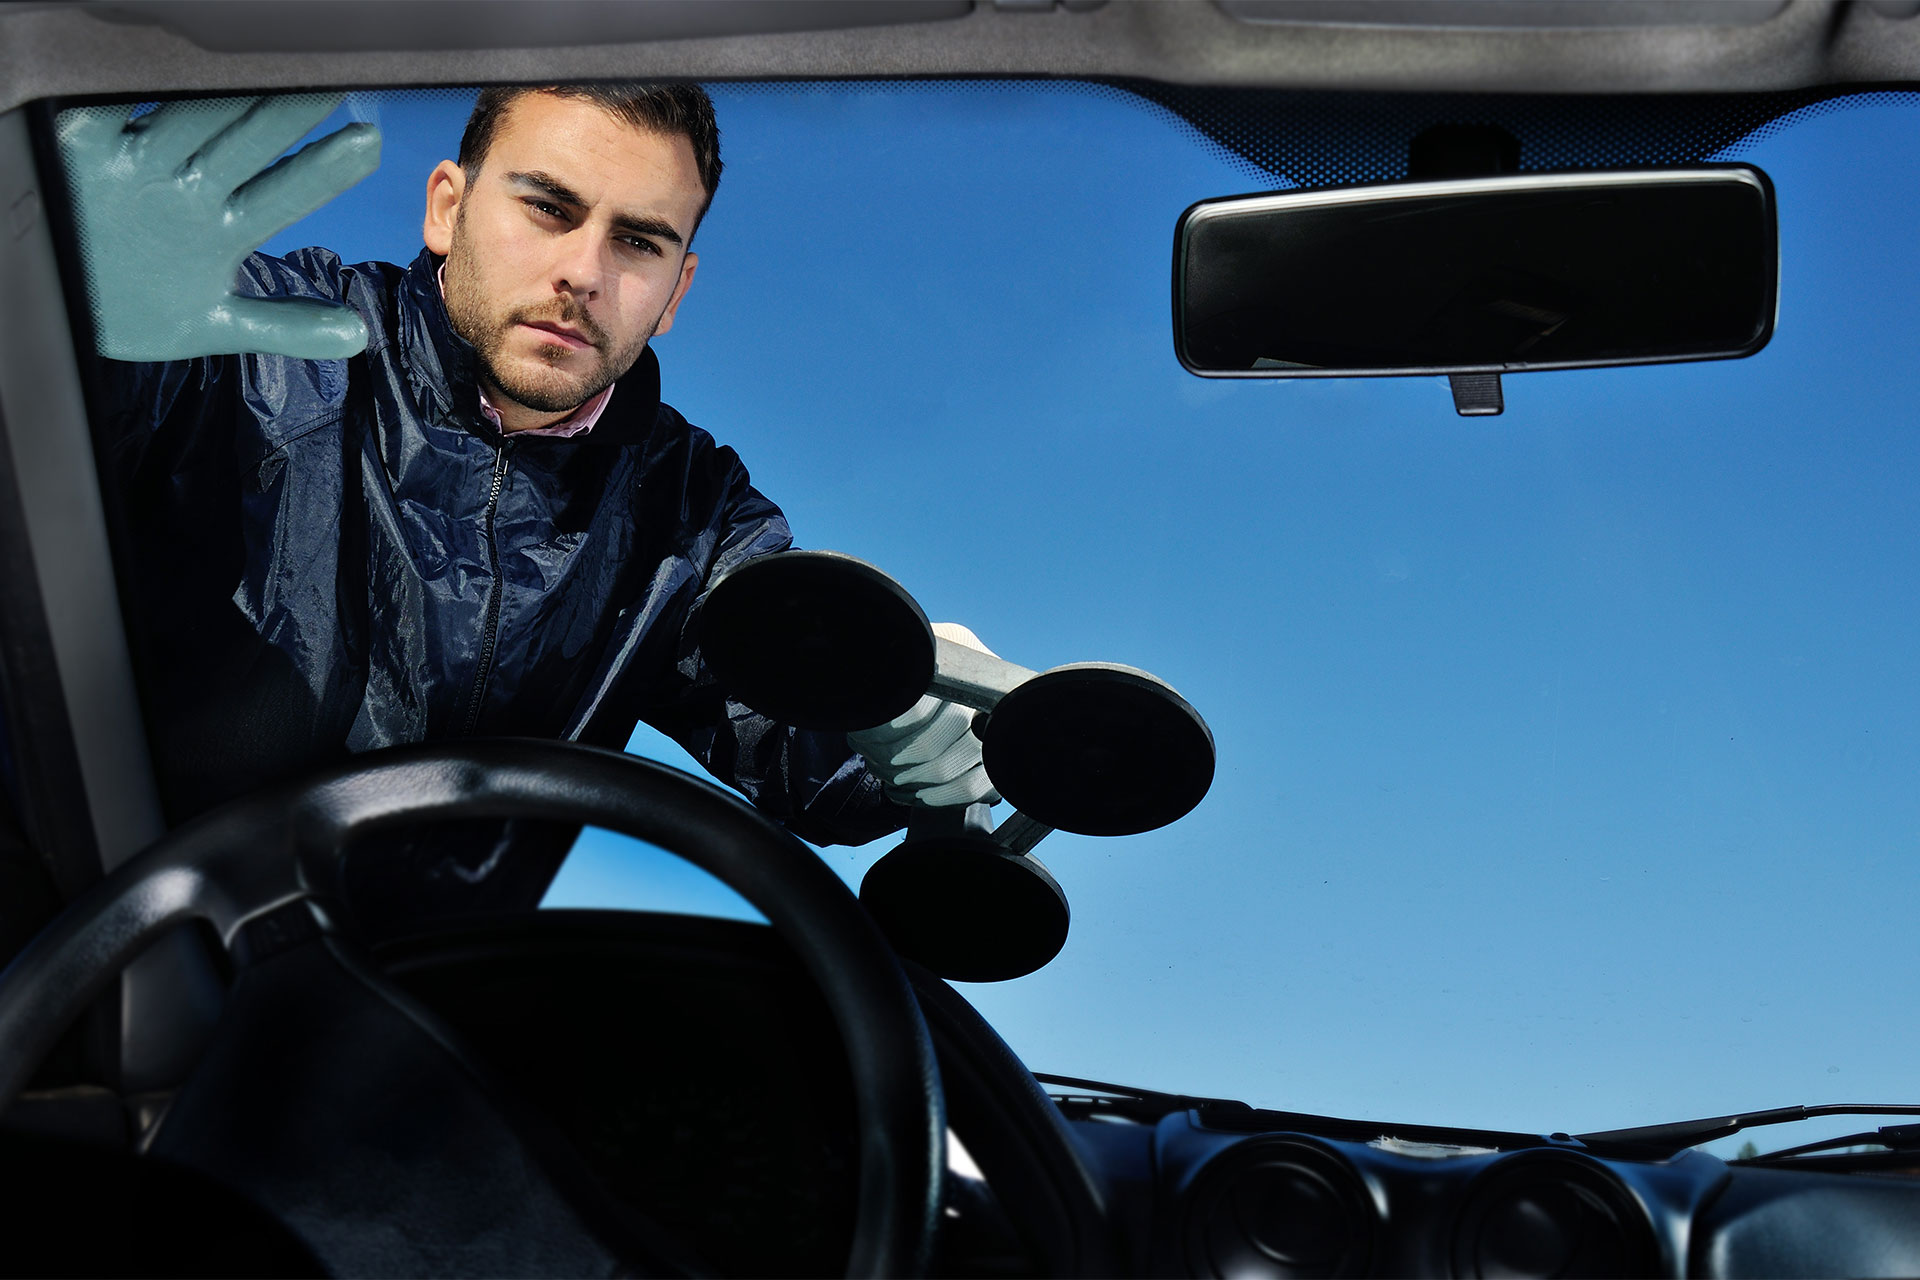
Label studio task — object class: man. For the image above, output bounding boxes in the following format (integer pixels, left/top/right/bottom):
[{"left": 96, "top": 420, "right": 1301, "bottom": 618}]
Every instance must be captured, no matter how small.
[{"left": 62, "top": 84, "right": 990, "bottom": 928}]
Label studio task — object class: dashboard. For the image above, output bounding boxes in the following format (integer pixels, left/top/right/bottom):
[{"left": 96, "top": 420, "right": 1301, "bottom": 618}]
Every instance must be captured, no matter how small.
[
  {"left": 7, "top": 904, "right": 1918, "bottom": 1277},
  {"left": 1039, "top": 1094, "right": 1920, "bottom": 1278},
  {"left": 402, "top": 909, "right": 1920, "bottom": 1279}
]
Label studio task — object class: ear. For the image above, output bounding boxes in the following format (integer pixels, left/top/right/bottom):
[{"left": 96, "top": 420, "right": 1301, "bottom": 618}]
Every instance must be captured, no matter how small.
[
  {"left": 650, "top": 251, "right": 699, "bottom": 338},
  {"left": 421, "top": 159, "right": 466, "bottom": 256}
]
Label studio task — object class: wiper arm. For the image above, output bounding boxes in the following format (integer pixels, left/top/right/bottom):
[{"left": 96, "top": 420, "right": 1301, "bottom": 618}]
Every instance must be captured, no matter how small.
[
  {"left": 1032, "top": 1071, "right": 1190, "bottom": 1102},
  {"left": 1579, "top": 1104, "right": 1920, "bottom": 1157},
  {"left": 1033, "top": 1072, "right": 1212, "bottom": 1124},
  {"left": 1738, "top": 1122, "right": 1920, "bottom": 1164},
  {"left": 1041, "top": 1079, "right": 1920, "bottom": 1161},
  {"left": 1035, "top": 1073, "right": 1558, "bottom": 1150}
]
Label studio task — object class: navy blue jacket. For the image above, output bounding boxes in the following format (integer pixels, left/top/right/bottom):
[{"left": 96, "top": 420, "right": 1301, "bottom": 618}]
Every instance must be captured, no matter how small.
[{"left": 96, "top": 247, "right": 903, "bottom": 925}]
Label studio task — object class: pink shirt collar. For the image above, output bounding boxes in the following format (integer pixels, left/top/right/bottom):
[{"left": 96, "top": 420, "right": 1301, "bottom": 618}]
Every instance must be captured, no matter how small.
[{"left": 437, "top": 264, "right": 614, "bottom": 440}]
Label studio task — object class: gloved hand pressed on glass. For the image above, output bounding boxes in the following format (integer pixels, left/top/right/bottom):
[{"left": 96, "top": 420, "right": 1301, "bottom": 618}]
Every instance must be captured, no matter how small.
[
  {"left": 56, "top": 94, "right": 382, "bottom": 361},
  {"left": 847, "top": 622, "right": 1001, "bottom": 809}
]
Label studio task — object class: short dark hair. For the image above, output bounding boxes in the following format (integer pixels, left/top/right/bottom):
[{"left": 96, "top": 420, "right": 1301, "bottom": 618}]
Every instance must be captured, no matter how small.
[{"left": 458, "top": 83, "right": 722, "bottom": 225}]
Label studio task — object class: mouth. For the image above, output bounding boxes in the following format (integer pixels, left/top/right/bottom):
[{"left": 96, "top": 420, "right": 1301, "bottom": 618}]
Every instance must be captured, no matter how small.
[{"left": 517, "top": 321, "right": 594, "bottom": 352}]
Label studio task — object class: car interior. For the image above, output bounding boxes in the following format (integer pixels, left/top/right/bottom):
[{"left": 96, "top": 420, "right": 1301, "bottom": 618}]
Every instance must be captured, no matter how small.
[{"left": 2, "top": 2, "right": 1920, "bottom": 1276}]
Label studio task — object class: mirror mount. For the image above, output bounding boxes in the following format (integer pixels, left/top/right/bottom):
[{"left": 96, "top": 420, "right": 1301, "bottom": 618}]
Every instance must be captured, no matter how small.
[
  {"left": 1415, "top": 125, "right": 1521, "bottom": 414},
  {"left": 1407, "top": 124, "right": 1521, "bottom": 181},
  {"left": 1448, "top": 372, "right": 1505, "bottom": 417}
]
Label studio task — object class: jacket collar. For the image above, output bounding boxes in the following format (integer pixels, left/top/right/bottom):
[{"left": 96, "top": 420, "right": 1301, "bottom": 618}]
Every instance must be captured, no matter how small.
[{"left": 396, "top": 247, "right": 662, "bottom": 447}]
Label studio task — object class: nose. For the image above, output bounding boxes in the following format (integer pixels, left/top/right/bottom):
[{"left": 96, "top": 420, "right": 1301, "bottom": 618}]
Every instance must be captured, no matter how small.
[{"left": 551, "top": 229, "right": 606, "bottom": 300}]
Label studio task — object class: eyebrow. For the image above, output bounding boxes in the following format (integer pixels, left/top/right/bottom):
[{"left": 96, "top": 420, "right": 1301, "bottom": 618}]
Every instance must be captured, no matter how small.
[{"left": 505, "top": 170, "right": 685, "bottom": 248}]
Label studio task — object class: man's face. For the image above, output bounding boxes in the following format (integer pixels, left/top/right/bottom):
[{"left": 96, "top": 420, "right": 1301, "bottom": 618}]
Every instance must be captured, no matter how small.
[{"left": 422, "top": 93, "right": 705, "bottom": 421}]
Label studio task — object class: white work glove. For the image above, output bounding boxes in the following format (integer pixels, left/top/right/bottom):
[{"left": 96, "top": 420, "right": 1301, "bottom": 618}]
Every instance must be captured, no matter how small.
[{"left": 847, "top": 623, "right": 1000, "bottom": 809}]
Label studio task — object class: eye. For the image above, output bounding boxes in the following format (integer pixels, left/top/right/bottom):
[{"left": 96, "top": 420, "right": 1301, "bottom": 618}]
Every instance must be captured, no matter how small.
[
  {"left": 620, "top": 236, "right": 664, "bottom": 258},
  {"left": 525, "top": 199, "right": 568, "bottom": 222}
]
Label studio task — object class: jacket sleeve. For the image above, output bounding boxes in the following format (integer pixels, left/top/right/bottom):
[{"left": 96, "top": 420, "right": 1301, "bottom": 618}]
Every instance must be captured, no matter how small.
[
  {"left": 86, "top": 248, "right": 358, "bottom": 479},
  {"left": 636, "top": 440, "right": 912, "bottom": 849}
]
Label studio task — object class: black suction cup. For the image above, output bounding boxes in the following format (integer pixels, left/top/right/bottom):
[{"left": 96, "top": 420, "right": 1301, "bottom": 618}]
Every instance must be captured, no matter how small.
[
  {"left": 982, "top": 663, "right": 1216, "bottom": 837},
  {"left": 860, "top": 835, "right": 1069, "bottom": 983},
  {"left": 697, "top": 551, "right": 935, "bottom": 732}
]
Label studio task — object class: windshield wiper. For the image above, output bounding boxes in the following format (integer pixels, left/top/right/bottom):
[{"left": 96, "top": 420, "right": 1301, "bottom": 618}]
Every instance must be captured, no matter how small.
[
  {"left": 1736, "top": 1122, "right": 1920, "bottom": 1164},
  {"left": 1033, "top": 1072, "right": 1212, "bottom": 1124},
  {"left": 1042, "top": 1076, "right": 1920, "bottom": 1162},
  {"left": 1035, "top": 1073, "right": 1559, "bottom": 1150},
  {"left": 1579, "top": 1104, "right": 1920, "bottom": 1158}
]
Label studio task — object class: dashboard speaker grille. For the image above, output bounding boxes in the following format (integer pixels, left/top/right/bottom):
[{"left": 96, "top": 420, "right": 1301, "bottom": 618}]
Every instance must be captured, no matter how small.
[
  {"left": 1450, "top": 1150, "right": 1658, "bottom": 1278},
  {"left": 1183, "top": 1137, "right": 1377, "bottom": 1278}
]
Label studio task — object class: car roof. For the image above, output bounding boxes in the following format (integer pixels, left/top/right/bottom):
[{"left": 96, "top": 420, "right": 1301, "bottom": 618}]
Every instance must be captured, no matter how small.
[{"left": 2, "top": 0, "right": 1920, "bottom": 112}]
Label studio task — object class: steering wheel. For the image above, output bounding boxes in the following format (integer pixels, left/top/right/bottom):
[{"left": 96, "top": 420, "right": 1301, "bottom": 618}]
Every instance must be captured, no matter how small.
[{"left": 0, "top": 739, "right": 945, "bottom": 1277}]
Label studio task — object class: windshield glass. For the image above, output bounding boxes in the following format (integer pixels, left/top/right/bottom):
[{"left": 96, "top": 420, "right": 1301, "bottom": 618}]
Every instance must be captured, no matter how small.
[{"left": 60, "top": 81, "right": 1920, "bottom": 1152}]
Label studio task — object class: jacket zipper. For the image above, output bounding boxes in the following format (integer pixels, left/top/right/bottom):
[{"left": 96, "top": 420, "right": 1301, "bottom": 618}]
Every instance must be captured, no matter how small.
[{"left": 462, "top": 440, "right": 512, "bottom": 734}]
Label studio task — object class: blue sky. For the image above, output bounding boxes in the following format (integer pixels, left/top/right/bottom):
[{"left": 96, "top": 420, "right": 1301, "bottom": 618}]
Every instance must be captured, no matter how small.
[{"left": 254, "top": 83, "right": 1920, "bottom": 1153}]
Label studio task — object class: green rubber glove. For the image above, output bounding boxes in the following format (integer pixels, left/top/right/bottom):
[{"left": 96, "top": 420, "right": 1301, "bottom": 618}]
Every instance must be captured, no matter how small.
[{"left": 56, "top": 95, "right": 382, "bottom": 361}]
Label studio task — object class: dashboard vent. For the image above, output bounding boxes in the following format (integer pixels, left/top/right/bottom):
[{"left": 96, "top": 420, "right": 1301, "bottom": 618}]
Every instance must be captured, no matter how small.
[
  {"left": 1183, "top": 1137, "right": 1377, "bottom": 1278},
  {"left": 1449, "top": 1150, "right": 1658, "bottom": 1278}
]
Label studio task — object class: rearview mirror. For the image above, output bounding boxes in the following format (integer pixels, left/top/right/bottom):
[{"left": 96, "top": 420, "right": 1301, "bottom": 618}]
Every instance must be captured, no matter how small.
[{"left": 1173, "top": 167, "right": 1777, "bottom": 412}]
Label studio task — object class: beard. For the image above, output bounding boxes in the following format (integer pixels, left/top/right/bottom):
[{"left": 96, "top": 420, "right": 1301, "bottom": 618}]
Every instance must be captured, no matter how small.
[{"left": 441, "top": 213, "right": 658, "bottom": 415}]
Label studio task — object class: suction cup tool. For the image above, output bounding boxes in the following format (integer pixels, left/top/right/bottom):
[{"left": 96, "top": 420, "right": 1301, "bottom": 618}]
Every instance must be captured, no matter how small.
[
  {"left": 860, "top": 835, "right": 1070, "bottom": 983},
  {"left": 982, "top": 663, "right": 1216, "bottom": 837},
  {"left": 698, "top": 551, "right": 935, "bottom": 732}
]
